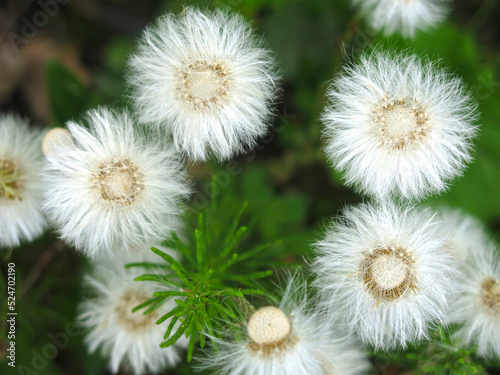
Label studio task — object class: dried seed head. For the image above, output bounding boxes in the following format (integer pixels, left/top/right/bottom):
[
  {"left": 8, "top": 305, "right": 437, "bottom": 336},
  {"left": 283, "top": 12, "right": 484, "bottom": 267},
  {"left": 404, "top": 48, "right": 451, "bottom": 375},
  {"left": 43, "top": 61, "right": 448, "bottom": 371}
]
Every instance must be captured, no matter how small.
[
  {"left": 42, "top": 128, "right": 74, "bottom": 157},
  {"left": 481, "top": 277, "right": 500, "bottom": 315},
  {"left": 176, "top": 60, "right": 232, "bottom": 112},
  {"left": 93, "top": 159, "right": 145, "bottom": 206},
  {"left": 361, "top": 246, "right": 417, "bottom": 303},
  {"left": 373, "top": 97, "right": 430, "bottom": 150},
  {"left": 114, "top": 289, "right": 158, "bottom": 332},
  {"left": 0, "top": 159, "right": 23, "bottom": 201},
  {"left": 248, "top": 306, "right": 291, "bottom": 345},
  {"left": 247, "top": 306, "right": 299, "bottom": 358}
]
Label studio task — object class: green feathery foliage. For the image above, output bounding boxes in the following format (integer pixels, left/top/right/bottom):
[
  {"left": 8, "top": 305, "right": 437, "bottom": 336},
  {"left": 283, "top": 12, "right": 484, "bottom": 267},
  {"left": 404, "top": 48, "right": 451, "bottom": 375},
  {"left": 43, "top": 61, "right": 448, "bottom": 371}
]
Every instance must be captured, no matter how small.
[{"left": 127, "top": 177, "right": 276, "bottom": 361}]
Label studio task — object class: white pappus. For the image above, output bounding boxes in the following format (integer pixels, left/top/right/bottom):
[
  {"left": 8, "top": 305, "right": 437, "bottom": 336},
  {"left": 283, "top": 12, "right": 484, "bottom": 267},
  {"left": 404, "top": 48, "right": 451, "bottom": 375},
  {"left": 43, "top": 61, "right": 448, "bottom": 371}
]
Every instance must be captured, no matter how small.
[
  {"left": 322, "top": 51, "right": 478, "bottom": 201},
  {"left": 78, "top": 250, "right": 187, "bottom": 374},
  {"left": 352, "top": 0, "right": 450, "bottom": 38},
  {"left": 449, "top": 233, "right": 500, "bottom": 359},
  {"left": 42, "top": 108, "right": 190, "bottom": 258},
  {"left": 128, "top": 7, "right": 280, "bottom": 162},
  {"left": 196, "top": 277, "right": 369, "bottom": 375},
  {"left": 0, "top": 114, "right": 46, "bottom": 248},
  {"left": 313, "top": 202, "right": 457, "bottom": 350}
]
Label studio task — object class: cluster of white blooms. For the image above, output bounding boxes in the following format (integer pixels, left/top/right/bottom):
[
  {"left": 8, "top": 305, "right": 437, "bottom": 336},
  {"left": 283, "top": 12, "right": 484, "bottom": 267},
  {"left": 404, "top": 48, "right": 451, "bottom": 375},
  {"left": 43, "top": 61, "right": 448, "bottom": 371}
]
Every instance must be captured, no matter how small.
[
  {"left": 197, "top": 278, "right": 369, "bottom": 375},
  {"left": 315, "top": 9, "right": 500, "bottom": 362},
  {"left": 0, "top": 114, "right": 46, "bottom": 248},
  {"left": 352, "top": 0, "right": 451, "bottom": 38},
  {"left": 4, "top": 2, "right": 500, "bottom": 374}
]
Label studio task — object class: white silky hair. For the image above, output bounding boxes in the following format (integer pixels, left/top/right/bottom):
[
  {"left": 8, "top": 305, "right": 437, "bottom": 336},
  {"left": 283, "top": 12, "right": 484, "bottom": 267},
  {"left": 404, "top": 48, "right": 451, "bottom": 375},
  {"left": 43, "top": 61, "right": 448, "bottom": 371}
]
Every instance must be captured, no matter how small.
[
  {"left": 352, "top": 0, "right": 450, "bottom": 38},
  {"left": 313, "top": 202, "right": 458, "bottom": 350},
  {"left": 322, "top": 50, "right": 478, "bottom": 201},
  {"left": 196, "top": 276, "right": 370, "bottom": 375},
  {"left": 449, "top": 236, "right": 500, "bottom": 359},
  {"left": 128, "top": 7, "right": 280, "bottom": 162},
  {"left": 79, "top": 250, "right": 186, "bottom": 374},
  {"left": 42, "top": 107, "right": 190, "bottom": 258},
  {"left": 0, "top": 114, "right": 46, "bottom": 247},
  {"left": 437, "top": 208, "right": 491, "bottom": 262}
]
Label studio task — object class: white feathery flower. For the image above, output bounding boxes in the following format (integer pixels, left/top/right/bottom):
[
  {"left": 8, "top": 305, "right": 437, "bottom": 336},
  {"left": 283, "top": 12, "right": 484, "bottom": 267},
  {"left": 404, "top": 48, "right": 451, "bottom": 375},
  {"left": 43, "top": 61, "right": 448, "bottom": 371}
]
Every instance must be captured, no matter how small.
[
  {"left": 79, "top": 250, "right": 186, "bottom": 374},
  {"left": 449, "top": 236, "right": 500, "bottom": 359},
  {"left": 197, "top": 278, "right": 369, "bottom": 375},
  {"left": 0, "top": 114, "right": 46, "bottom": 248},
  {"left": 128, "top": 7, "right": 279, "bottom": 161},
  {"left": 42, "top": 108, "right": 190, "bottom": 258},
  {"left": 352, "top": 0, "right": 450, "bottom": 38},
  {"left": 438, "top": 208, "right": 490, "bottom": 262},
  {"left": 322, "top": 51, "right": 477, "bottom": 200},
  {"left": 313, "top": 202, "right": 457, "bottom": 350}
]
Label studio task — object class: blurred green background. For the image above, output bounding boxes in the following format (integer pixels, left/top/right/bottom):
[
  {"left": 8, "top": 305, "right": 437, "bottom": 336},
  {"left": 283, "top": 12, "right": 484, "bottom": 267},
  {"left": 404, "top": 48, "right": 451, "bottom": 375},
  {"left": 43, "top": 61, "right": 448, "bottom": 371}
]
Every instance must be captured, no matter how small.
[{"left": 1, "top": 0, "right": 500, "bottom": 374}]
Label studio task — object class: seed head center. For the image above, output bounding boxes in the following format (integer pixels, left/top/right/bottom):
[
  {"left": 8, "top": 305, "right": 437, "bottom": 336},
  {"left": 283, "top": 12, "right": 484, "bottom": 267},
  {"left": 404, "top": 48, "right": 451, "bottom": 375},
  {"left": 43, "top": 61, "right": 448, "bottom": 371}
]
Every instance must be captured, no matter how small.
[
  {"left": 374, "top": 98, "right": 429, "bottom": 150},
  {"left": 115, "top": 289, "right": 157, "bottom": 332},
  {"left": 0, "top": 159, "right": 23, "bottom": 201},
  {"left": 96, "top": 159, "right": 144, "bottom": 206},
  {"left": 361, "top": 247, "right": 416, "bottom": 303},
  {"left": 248, "top": 306, "right": 291, "bottom": 346},
  {"left": 481, "top": 277, "right": 500, "bottom": 315},
  {"left": 178, "top": 60, "right": 231, "bottom": 111}
]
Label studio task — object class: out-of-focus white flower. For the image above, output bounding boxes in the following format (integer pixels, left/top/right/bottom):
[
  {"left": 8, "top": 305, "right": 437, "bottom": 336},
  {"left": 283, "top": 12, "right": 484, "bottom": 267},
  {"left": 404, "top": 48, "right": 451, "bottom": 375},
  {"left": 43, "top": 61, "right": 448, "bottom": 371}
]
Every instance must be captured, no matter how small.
[
  {"left": 0, "top": 114, "right": 46, "bottom": 248},
  {"left": 313, "top": 202, "right": 457, "bottom": 350},
  {"left": 197, "top": 277, "right": 369, "bottom": 375},
  {"left": 352, "top": 0, "right": 450, "bottom": 38},
  {"left": 450, "top": 236, "right": 500, "bottom": 359},
  {"left": 79, "top": 250, "right": 186, "bottom": 374},
  {"left": 322, "top": 51, "right": 477, "bottom": 200},
  {"left": 128, "top": 7, "right": 279, "bottom": 162},
  {"left": 438, "top": 208, "right": 490, "bottom": 262},
  {"left": 42, "top": 108, "right": 190, "bottom": 258}
]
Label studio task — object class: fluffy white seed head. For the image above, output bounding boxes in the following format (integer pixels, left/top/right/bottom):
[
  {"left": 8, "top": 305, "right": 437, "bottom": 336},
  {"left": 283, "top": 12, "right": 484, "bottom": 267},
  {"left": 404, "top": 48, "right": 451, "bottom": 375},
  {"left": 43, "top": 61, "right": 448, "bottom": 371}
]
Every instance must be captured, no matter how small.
[
  {"left": 128, "top": 7, "right": 280, "bottom": 161},
  {"left": 0, "top": 114, "right": 46, "bottom": 247},
  {"left": 313, "top": 202, "right": 457, "bottom": 350},
  {"left": 196, "top": 277, "right": 369, "bottom": 375},
  {"left": 42, "top": 108, "right": 191, "bottom": 258},
  {"left": 352, "top": 0, "right": 451, "bottom": 38},
  {"left": 322, "top": 51, "right": 478, "bottom": 200},
  {"left": 449, "top": 235, "right": 500, "bottom": 359},
  {"left": 79, "top": 251, "right": 186, "bottom": 374},
  {"left": 437, "top": 208, "right": 490, "bottom": 262}
]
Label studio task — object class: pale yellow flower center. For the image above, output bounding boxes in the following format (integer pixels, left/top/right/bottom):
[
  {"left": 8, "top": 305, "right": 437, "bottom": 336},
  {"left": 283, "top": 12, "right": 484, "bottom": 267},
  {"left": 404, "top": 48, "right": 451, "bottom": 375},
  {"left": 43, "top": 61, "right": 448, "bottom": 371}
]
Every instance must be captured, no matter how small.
[
  {"left": 114, "top": 289, "right": 158, "bottom": 332},
  {"left": 361, "top": 246, "right": 417, "bottom": 305},
  {"left": 0, "top": 159, "right": 23, "bottom": 201},
  {"left": 94, "top": 159, "right": 144, "bottom": 206},
  {"left": 177, "top": 60, "right": 232, "bottom": 111},
  {"left": 481, "top": 277, "right": 500, "bottom": 315},
  {"left": 373, "top": 98, "right": 430, "bottom": 150},
  {"left": 247, "top": 306, "right": 298, "bottom": 358}
]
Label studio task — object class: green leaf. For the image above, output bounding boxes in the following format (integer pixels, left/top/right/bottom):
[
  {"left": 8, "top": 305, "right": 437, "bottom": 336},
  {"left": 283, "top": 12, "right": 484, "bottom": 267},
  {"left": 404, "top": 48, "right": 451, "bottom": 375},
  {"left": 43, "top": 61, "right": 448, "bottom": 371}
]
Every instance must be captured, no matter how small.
[{"left": 46, "top": 60, "right": 93, "bottom": 125}]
